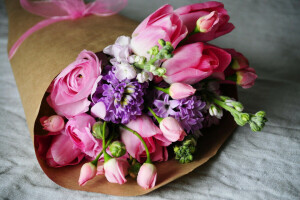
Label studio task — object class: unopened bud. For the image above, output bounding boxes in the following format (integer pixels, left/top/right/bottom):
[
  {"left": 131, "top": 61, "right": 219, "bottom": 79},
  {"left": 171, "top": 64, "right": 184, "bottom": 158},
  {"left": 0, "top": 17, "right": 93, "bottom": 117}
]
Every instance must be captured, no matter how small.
[
  {"left": 109, "top": 141, "right": 126, "bottom": 158},
  {"left": 195, "top": 11, "right": 219, "bottom": 33},
  {"left": 209, "top": 104, "right": 223, "bottom": 119},
  {"left": 255, "top": 111, "right": 266, "bottom": 118},
  {"left": 92, "top": 121, "right": 108, "bottom": 139},
  {"left": 158, "top": 39, "right": 166, "bottom": 47}
]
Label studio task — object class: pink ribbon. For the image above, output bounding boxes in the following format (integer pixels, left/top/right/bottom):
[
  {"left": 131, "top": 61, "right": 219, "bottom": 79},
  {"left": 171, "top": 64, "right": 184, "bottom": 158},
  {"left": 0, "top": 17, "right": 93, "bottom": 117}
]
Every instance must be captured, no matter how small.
[{"left": 9, "top": 0, "right": 128, "bottom": 59}]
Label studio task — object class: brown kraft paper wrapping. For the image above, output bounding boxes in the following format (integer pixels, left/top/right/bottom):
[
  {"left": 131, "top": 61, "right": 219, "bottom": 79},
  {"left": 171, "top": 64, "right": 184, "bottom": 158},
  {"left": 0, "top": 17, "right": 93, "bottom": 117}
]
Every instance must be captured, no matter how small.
[{"left": 5, "top": 0, "right": 237, "bottom": 196}]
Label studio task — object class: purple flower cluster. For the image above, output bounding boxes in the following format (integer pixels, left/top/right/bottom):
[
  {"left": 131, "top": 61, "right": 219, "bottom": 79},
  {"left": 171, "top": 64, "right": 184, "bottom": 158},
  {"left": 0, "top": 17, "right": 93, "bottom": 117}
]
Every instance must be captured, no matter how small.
[
  {"left": 92, "top": 66, "right": 148, "bottom": 124},
  {"left": 152, "top": 91, "right": 206, "bottom": 133}
]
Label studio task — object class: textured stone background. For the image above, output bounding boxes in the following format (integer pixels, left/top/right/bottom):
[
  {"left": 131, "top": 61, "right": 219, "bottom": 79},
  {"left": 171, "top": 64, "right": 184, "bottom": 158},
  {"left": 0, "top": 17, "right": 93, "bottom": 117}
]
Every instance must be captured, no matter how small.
[{"left": 0, "top": 0, "right": 299, "bottom": 199}]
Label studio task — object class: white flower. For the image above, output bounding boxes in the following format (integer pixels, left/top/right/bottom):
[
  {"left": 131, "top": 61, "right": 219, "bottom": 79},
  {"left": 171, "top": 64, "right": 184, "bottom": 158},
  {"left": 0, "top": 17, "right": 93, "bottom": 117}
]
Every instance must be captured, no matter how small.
[
  {"left": 114, "top": 62, "right": 136, "bottom": 81},
  {"left": 137, "top": 71, "right": 153, "bottom": 83},
  {"left": 103, "top": 36, "right": 132, "bottom": 63}
]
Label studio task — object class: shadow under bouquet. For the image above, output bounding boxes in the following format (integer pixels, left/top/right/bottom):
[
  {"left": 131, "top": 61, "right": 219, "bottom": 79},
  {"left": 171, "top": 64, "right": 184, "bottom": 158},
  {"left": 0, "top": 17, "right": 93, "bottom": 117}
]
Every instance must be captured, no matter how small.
[{"left": 7, "top": 0, "right": 267, "bottom": 196}]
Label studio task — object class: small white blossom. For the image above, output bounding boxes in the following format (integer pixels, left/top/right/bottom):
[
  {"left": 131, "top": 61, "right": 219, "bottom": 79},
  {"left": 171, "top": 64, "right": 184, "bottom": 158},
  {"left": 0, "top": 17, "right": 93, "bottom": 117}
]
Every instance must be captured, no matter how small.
[
  {"left": 114, "top": 62, "right": 137, "bottom": 81},
  {"left": 137, "top": 71, "right": 153, "bottom": 83}
]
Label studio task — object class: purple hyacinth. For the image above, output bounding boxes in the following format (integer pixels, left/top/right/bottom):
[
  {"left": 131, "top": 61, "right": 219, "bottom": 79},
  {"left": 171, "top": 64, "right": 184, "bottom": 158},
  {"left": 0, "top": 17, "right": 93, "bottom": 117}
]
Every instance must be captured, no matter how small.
[
  {"left": 92, "top": 66, "right": 147, "bottom": 124},
  {"left": 152, "top": 91, "right": 206, "bottom": 133}
]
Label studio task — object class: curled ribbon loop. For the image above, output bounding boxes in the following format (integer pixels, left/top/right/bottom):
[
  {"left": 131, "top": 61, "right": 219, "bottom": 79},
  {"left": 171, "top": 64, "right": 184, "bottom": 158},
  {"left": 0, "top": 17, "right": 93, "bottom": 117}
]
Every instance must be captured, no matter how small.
[{"left": 9, "top": 0, "right": 128, "bottom": 59}]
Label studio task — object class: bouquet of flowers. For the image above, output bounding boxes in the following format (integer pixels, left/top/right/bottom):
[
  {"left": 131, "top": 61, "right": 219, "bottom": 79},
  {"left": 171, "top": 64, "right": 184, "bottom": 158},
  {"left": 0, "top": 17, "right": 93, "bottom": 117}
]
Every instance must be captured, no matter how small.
[{"left": 7, "top": 0, "right": 267, "bottom": 195}]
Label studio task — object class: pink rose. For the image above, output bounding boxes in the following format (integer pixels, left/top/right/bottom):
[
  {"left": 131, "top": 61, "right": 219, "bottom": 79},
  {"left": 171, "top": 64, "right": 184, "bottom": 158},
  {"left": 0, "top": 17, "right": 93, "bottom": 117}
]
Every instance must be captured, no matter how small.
[
  {"left": 224, "top": 49, "right": 257, "bottom": 89},
  {"left": 103, "top": 158, "right": 129, "bottom": 184},
  {"left": 47, "top": 50, "right": 101, "bottom": 118},
  {"left": 137, "top": 163, "right": 157, "bottom": 189},
  {"left": 65, "top": 113, "right": 102, "bottom": 159},
  {"left": 163, "top": 42, "right": 231, "bottom": 84},
  {"left": 130, "top": 4, "right": 187, "bottom": 57},
  {"left": 175, "top": 1, "right": 234, "bottom": 42},
  {"left": 34, "top": 131, "right": 84, "bottom": 168},
  {"left": 120, "top": 115, "right": 170, "bottom": 163},
  {"left": 40, "top": 115, "right": 65, "bottom": 132}
]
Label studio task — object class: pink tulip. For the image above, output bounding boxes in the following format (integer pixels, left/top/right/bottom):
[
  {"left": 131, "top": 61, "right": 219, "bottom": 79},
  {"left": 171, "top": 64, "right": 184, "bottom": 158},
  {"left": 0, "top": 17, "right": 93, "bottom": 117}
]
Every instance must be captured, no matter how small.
[
  {"left": 163, "top": 42, "right": 231, "bottom": 84},
  {"left": 78, "top": 162, "right": 97, "bottom": 186},
  {"left": 47, "top": 50, "right": 101, "bottom": 118},
  {"left": 65, "top": 113, "right": 102, "bottom": 159},
  {"left": 175, "top": 1, "right": 234, "bottom": 42},
  {"left": 34, "top": 131, "right": 85, "bottom": 168},
  {"left": 159, "top": 117, "right": 186, "bottom": 142},
  {"left": 137, "top": 163, "right": 157, "bottom": 189},
  {"left": 196, "top": 11, "right": 219, "bottom": 33},
  {"left": 120, "top": 115, "right": 170, "bottom": 163},
  {"left": 40, "top": 115, "right": 65, "bottom": 132},
  {"left": 130, "top": 4, "right": 187, "bottom": 58},
  {"left": 169, "top": 83, "right": 196, "bottom": 99},
  {"left": 225, "top": 49, "right": 250, "bottom": 71},
  {"left": 236, "top": 68, "right": 257, "bottom": 89},
  {"left": 104, "top": 158, "right": 129, "bottom": 184},
  {"left": 224, "top": 49, "right": 257, "bottom": 88}
]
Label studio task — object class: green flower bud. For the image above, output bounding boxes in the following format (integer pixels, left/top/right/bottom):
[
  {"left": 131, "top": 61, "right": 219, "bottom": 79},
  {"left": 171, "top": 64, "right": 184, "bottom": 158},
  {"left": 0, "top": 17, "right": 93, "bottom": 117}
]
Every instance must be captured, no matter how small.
[
  {"left": 92, "top": 121, "right": 108, "bottom": 139},
  {"left": 249, "top": 121, "right": 261, "bottom": 132},
  {"left": 174, "top": 135, "right": 197, "bottom": 164},
  {"left": 165, "top": 41, "right": 172, "bottom": 46},
  {"left": 240, "top": 113, "right": 250, "bottom": 122},
  {"left": 148, "top": 45, "right": 159, "bottom": 55},
  {"left": 255, "top": 111, "right": 266, "bottom": 118},
  {"left": 134, "top": 55, "right": 147, "bottom": 65},
  {"left": 109, "top": 141, "right": 126, "bottom": 158},
  {"left": 232, "top": 101, "right": 244, "bottom": 112},
  {"left": 158, "top": 39, "right": 166, "bottom": 47},
  {"left": 155, "top": 67, "right": 167, "bottom": 76}
]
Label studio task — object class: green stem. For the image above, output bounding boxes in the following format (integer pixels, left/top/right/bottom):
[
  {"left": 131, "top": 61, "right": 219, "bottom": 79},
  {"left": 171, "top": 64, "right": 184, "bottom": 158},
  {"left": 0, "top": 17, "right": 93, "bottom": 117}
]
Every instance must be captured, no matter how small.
[
  {"left": 213, "top": 98, "right": 239, "bottom": 115},
  {"left": 101, "top": 121, "right": 112, "bottom": 162},
  {"left": 147, "top": 107, "right": 163, "bottom": 123},
  {"left": 120, "top": 125, "right": 152, "bottom": 164},
  {"left": 90, "top": 134, "right": 114, "bottom": 166},
  {"left": 154, "top": 86, "right": 170, "bottom": 94},
  {"left": 148, "top": 56, "right": 158, "bottom": 65}
]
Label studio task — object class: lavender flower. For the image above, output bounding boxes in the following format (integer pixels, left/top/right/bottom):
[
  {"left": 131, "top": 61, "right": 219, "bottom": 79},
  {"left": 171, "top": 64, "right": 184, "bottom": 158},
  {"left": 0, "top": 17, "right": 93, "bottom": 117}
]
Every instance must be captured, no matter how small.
[
  {"left": 92, "top": 66, "right": 148, "bottom": 124},
  {"left": 151, "top": 91, "right": 206, "bottom": 133}
]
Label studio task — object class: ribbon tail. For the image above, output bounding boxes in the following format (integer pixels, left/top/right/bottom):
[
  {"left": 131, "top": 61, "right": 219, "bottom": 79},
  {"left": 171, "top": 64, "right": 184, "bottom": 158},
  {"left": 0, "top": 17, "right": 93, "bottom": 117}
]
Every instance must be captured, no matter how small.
[
  {"left": 9, "top": 16, "right": 70, "bottom": 60},
  {"left": 86, "top": 0, "right": 128, "bottom": 16}
]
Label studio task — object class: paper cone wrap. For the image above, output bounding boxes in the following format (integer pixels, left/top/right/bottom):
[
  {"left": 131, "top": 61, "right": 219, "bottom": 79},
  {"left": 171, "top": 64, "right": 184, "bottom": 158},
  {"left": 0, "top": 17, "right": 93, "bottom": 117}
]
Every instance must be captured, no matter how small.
[{"left": 6, "top": 0, "right": 237, "bottom": 196}]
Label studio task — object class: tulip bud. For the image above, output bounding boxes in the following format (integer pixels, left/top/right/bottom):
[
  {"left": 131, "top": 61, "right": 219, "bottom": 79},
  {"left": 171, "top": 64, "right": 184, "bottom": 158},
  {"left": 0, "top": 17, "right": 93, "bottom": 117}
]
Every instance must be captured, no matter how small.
[
  {"left": 159, "top": 117, "right": 186, "bottom": 142},
  {"left": 109, "top": 141, "right": 126, "bottom": 158},
  {"left": 236, "top": 68, "right": 257, "bottom": 89},
  {"left": 137, "top": 163, "right": 157, "bottom": 189},
  {"left": 92, "top": 121, "right": 109, "bottom": 139},
  {"left": 78, "top": 162, "right": 97, "bottom": 186},
  {"left": 40, "top": 115, "right": 64, "bottom": 132},
  {"left": 195, "top": 11, "right": 219, "bottom": 33},
  {"left": 169, "top": 83, "right": 196, "bottom": 100}
]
